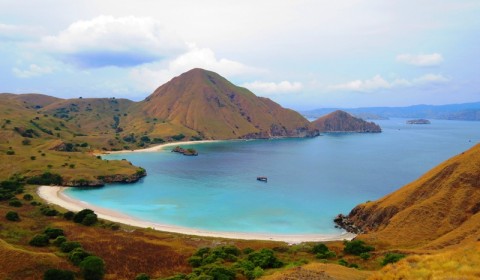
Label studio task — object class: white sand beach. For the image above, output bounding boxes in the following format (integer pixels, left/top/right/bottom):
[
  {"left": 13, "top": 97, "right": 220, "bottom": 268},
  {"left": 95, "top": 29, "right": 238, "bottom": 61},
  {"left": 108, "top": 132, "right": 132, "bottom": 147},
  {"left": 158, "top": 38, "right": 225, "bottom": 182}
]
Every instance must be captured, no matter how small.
[
  {"left": 37, "top": 186, "right": 356, "bottom": 244},
  {"left": 100, "top": 140, "right": 224, "bottom": 154}
]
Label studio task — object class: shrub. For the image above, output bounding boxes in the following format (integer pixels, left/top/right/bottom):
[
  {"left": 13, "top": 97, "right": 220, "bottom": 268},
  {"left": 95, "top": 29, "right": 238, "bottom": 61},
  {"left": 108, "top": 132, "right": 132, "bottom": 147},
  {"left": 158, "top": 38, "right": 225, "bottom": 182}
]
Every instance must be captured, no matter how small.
[
  {"left": 311, "top": 243, "right": 329, "bottom": 254},
  {"left": 171, "top": 133, "right": 185, "bottom": 141},
  {"left": 29, "top": 234, "right": 49, "bottom": 247},
  {"left": 73, "top": 209, "right": 94, "bottom": 223},
  {"left": 31, "top": 156, "right": 36, "bottom": 160},
  {"left": 247, "top": 249, "right": 283, "bottom": 269},
  {"left": 40, "top": 206, "right": 58, "bottom": 216},
  {"left": 135, "top": 273, "right": 150, "bottom": 280},
  {"left": 69, "top": 247, "right": 91, "bottom": 265},
  {"left": 63, "top": 211, "right": 75, "bottom": 220},
  {"left": 23, "top": 194, "right": 33, "bottom": 201},
  {"left": 53, "top": 236, "right": 67, "bottom": 246},
  {"left": 60, "top": 241, "right": 82, "bottom": 253},
  {"left": 343, "top": 240, "right": 374, "bottom": 256},
  {"left": 5, "top": 211, "right": 20, "bottom": 221},
  {"left": 243, "top": 247, "right": 254, "bottom": 254},
  {"left": 26, "top": 172, "right": 63, "bottom": 185},
  {"left": 382, "top": 253, "right": 406, "bottom": 266},
  {"left": 80, "top": 256, "right": 105, "bottom": 280},
  {"left": 44, "top": 227, "right": 65, "bottom": 239},
  {"left": 360, "top": 252, "right": 371, "bottom": 260},
  {"left": 316, "top": 250, "right": 336, "bottom": 259},
  {"left": 82, "top": 213, "right": 98, "bottom": 226},
  {"left": 22, "top": 138, "right": 31, "bottom": 145},
  {"left": 8, "top": 199, "right": 22, "bottom": 207},
  {"left": 43, "top": 269, "right": 75, "bottom": 280},
  {"left": 6, "top": 150, "right": 14, "bottom": 155}
]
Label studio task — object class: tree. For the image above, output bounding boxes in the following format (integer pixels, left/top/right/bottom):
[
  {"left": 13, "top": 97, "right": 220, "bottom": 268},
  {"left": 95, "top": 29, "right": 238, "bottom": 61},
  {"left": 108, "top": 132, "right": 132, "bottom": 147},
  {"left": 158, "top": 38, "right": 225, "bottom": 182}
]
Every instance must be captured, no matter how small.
[
  {"left": 5, "top": 211, "right": 20, "bottom": 221},
  {"left": 69, "top": 247, "right": 91, "bottom": 265},
  {"left": 29, "top": 234, "right": 49, "bottom": 247},
  {"left": 44, "top": 227, "right": 65, "bottom": 239},
  {"left": 23, "top": 194, "right": 33, "bottom": 201},
  {"left": 8, "top": 199, "right": 22, "bottom": 207},
  {"left": 343, "top": 240, "right": 374, "bottom": 256},
  {"left": 80, "top": 256, "right": 105, "bottom": 280},
  {"left": 63, "top": 211, "right": 75, "bottom": 220},
  {"left": 43, "top": 269, "right": 75, "bottom": 280},
  {"left": 82, "top": 213, "right": 98, "bottom": 226},
  {"left": 73, "top": 209, "right": 95, "bottom": 223},
  {"left": 382, "top": 253, "right": 405, "bottom": 266},
  {"left": 247, "top": 249, "right": 283, "bottom": 269},
  {"left": 60, "top": 241, "right": 82, "bottom": 253},
  {"left": 53, "top": 236, "right": 67, "bottom": 246}
]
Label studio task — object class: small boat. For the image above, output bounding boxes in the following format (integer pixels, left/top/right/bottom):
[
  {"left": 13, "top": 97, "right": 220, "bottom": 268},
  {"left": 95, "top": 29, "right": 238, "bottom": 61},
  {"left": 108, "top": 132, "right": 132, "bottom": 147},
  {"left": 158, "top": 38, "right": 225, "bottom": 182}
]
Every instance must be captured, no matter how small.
[{"left": 257, "top": 176, "right": 268, "bottom": 182}]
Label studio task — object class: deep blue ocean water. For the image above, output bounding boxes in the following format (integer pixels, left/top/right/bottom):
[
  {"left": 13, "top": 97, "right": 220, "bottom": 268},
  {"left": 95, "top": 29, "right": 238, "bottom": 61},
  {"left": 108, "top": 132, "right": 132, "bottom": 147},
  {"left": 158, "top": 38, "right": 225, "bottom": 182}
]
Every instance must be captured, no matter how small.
[{"left": 66, "top": 119, "right": 480, "bottom": 234}]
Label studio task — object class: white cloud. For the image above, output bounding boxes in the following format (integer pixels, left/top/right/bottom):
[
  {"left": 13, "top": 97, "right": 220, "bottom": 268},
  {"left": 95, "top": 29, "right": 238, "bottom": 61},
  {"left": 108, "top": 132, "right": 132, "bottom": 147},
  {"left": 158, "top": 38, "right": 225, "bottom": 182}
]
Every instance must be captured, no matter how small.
[
  {"left": 0, "top": 23, "right": 43, "bottom": 40},
  {"left": 130, "top": 45, "right": 261, "bottom": 91},
  {"left": 242, "top": 81, "right": 303, "bottom": 94},
  {"left": 39, "top": 15, "right": 186, "bottom": 68},
  {"left": 396, "top": 53, "right": 444, "bottom": 66},
  {"left": 329, "top": 74, "right": 449, "bottom": 92},
  {"left": 12, "top": 64, "right": 53, "bottom": 78}
]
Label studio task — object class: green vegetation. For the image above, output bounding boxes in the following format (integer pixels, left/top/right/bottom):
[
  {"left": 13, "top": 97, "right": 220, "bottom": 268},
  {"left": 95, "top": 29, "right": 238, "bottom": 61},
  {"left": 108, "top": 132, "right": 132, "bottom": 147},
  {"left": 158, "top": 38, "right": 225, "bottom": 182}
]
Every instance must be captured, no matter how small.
[
  {"left": 23, "top": 193, "right": 33, "bottom": 200},
  {"left": 43, "top": 269, "right": 75, "bottom": 280},
  {"left": 26, "top": 172, "right": 63, "bottom": 185},
  {"left": 343, "top": 240, "right": 374, "bottom": 256},
  {"left": 80, "top": 256, "right": 105, "bottom": 280},
  {"left": 60, "top": 241, "right": 82, "bottom": 253},
  {"left": 44, "top": 227, "right": 65, "bottom": 239},
  {"left": 29, "top": 234, "right": 50, "bottom": 247},
  {"left": 382, "top": 253, "right": 406, "bottom": 266},
  {"left": 73, "top": 209, "right": 98, "bottom": 226},
  {"left": 8, "top": 198, "right": 22, "bottom": 207},
  {"left": 135, "top": 273, "right": 150, "bottom": 280},
  {"left": 311, "top": 243, "right": 336, "bottom": 259},
  {"left": 5, "top": 210, "right": 20, "bottom": 221}
]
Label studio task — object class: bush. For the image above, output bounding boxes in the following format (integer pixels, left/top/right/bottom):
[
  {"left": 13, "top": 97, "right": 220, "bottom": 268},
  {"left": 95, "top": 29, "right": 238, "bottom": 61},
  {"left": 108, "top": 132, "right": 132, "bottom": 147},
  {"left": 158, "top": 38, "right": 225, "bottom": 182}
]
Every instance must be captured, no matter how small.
[
  {"left": 29, "top": 234, "right": 49, "bottom": 247},
  {"left": 360, "top": 252, "right": 371, "bottom": 260},
  {"left": 82, "top": 213, "right": 98, "bottom": 226},
  {"left": 53, "top": 236, "right": 67, "bottom": 246},
  {"left": 8, "top": 199, "right": 22, "bottom": 207},
  {"left": 43, "top": 269, "right": 75, "bottom": 280},
  {"left": 23, "top": 194, "right": 33, "bottom": 201},
  {"left": 80, "top": 256, "right": 105, "bottom": 280},
  {"left": 5, "top": 211, "right": 20, "bottom": 221},
  {"left": 63, "top": 211, "right": 75, "bottom": 220},
  {"left": 73, "top": 209, "right": 95, "bottom": 223},
  {"left": 60, "top": 241, "right": 82, "bottom": 253},
  {"left": 26, "top": 172, "right": 63, "bottom": 185},
  {"left": 247, "top": 249, "right": 283, "bottom": 269},
  {"left": 135, "top": 273, "right": 150, "bottom": 280},
  {"left": 316, "top": 250, "right": 336, "bottom": 259},
  {"left": 40, "top": 206, "right": 59, "bottom": 216},
  {"left": 44, "top": 227, "right": 65, "bottom": 239},
  {"left": 6, "top": 150, "right": 14, "bottom": 155},
  {"left": 311, "top": 243, "right": 329, "bottom": 254},
  {"left": 382, "top": 253, "right": 406, "bottom": 266},
  {"left": 69, "top": 247, "right": 91, "bottom": 265},
  {"left": 343, "top": 240, "right": 374, "bottom": 256}
]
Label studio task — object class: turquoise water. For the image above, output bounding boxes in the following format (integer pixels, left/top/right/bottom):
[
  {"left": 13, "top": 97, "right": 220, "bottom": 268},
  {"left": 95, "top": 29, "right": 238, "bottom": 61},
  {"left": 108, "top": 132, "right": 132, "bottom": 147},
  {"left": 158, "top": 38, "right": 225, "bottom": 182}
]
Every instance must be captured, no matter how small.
[{"left": 66, "top": 119, "right": 480, "bottom": 234}]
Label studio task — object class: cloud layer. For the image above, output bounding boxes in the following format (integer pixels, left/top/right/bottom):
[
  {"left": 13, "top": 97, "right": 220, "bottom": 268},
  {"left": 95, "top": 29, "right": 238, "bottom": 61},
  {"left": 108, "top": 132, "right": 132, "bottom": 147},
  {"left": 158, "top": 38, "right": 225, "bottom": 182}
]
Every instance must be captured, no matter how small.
[
  {"left": 39, "top": 16, "right": 186, "bottom": 68},
  {"left": 242, "top": 81, "right": 303, "bottom": 94},
  {"left": 396, "top": 53, "right": 444, "bottom": 67},
  {"left": 329, "top": 74, "right": 449, "bottom": 92}
]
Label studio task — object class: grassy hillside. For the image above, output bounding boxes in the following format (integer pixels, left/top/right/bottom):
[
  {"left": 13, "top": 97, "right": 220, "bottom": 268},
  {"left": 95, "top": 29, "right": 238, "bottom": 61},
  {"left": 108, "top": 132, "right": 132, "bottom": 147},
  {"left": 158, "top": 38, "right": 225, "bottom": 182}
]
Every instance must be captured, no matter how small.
[{"left": 341, "top": 143, "right": 480, "bottom": 250}]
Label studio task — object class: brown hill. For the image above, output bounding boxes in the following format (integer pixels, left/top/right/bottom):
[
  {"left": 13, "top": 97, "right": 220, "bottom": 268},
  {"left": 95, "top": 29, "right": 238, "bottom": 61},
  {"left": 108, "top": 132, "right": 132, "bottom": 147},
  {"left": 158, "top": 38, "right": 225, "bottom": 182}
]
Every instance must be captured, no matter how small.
[
  {"left": 312, "top": 110, "right": 381, "bottom": 133},
  {"left": 131, "top": 68, "right": 318, "bottom": 139},
  {"left": 340, "top": 143, "right": 480, "bottom": 249}
]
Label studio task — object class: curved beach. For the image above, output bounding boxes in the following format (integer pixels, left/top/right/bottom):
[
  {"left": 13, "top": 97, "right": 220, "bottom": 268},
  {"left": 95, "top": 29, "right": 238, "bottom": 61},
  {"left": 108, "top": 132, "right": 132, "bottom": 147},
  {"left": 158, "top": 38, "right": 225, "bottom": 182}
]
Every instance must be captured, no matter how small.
[{"left": 37, "top": 186, "right": 355, "bottom": 244}]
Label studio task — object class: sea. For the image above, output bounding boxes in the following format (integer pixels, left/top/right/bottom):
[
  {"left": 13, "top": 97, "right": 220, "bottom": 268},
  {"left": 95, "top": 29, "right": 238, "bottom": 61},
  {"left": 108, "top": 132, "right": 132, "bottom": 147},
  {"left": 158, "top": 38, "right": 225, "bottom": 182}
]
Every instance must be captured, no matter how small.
[{"left": 65, "top": 119, "right": 480, "bottom": 235}]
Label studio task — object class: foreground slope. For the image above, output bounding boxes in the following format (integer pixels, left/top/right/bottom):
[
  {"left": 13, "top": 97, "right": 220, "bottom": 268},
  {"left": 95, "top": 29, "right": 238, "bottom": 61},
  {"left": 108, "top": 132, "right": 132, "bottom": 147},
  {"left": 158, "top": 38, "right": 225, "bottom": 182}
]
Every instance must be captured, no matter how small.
[
  {"left": 131, "top": 68, "right": 318, "bottom": 139},
  {"left": 312, "top": 110, "right": 381, "bottom": 133},
  {"left": 343, "top": 143, "right": 480, "bottom": 249}
]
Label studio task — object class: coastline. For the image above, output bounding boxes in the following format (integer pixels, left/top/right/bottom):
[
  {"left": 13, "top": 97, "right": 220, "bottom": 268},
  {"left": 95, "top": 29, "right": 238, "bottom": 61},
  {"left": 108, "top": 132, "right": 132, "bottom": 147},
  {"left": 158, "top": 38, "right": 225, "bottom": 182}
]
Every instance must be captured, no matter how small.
[
  {"left": 100, "top": 140, "right": 225, "bottom": 155},
  {"left": 37, "top": 186, "right": 356, "bottom": 244}
]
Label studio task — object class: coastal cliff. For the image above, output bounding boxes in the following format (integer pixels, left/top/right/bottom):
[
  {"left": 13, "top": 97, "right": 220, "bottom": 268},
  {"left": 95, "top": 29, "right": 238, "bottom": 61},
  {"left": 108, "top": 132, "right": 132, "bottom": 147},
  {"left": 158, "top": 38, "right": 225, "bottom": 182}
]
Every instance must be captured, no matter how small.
[
  {"left": 312, "top": 110, "right": 381, "bottom": 133},
  {"left": 336, "top": 143, "right": 480, "bottom": 249}
]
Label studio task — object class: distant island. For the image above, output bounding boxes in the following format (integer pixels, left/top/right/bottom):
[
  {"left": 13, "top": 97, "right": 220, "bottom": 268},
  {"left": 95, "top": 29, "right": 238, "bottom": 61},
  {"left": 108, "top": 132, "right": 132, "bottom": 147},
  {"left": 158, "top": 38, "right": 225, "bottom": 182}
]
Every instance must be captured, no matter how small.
[
  {"left": 303, "top": 101, "right": 480, "bottom": 121},
  {"left": 312, "top": 110, "right": 382, "bottom": 133},
  {"left": 407, "top": 119, "right": 431, "bottom": 124},
  {"left": 172, "top": 146, "right": 198, "bottom": 156}
]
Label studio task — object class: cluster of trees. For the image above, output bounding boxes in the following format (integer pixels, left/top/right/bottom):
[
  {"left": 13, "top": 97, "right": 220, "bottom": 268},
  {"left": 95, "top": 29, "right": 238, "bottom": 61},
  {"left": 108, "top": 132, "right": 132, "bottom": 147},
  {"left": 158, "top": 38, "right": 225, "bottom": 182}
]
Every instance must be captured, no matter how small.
[{"left": 165, "top": 246, "right": 283, "bottom": 280}]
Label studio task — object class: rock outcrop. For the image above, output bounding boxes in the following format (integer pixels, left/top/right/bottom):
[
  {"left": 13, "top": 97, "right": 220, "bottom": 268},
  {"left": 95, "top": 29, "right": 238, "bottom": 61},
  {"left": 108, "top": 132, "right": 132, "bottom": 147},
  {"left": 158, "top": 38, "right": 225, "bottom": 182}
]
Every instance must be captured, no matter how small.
[{"left": 312, "top": 110, "right": 381, "bottom": 133}]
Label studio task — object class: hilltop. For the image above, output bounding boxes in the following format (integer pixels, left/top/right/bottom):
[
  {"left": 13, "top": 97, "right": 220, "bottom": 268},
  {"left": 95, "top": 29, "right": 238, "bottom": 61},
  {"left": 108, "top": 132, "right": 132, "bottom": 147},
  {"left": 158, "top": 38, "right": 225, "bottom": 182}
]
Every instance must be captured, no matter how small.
[
  {"left": 312, "top": 110, "right": 381, "bottom": 133},
  {"left": 338, "top": 143, "right": 480, "bottom": 250}
]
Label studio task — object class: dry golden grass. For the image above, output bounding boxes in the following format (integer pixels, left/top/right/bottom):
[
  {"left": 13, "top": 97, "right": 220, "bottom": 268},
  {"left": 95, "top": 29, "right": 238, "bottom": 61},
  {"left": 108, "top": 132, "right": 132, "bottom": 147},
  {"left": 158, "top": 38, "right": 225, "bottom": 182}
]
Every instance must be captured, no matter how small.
[
  {"left": 369, "top": 242, "right": 480, "bottom": 279},
  {"left": 263, "top": 262, "right": 372, "bottom": 280}
]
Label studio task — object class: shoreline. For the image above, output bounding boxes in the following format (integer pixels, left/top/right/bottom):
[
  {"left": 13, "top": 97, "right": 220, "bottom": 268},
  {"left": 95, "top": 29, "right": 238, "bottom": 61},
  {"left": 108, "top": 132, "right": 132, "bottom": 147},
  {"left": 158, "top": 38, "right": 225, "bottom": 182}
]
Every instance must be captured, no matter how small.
[
  {"left": 37, "top": 186, "right": 356, "bottom": 244},
  {"left": 99, "top": 140, "right": 226, "bottom": 155}
]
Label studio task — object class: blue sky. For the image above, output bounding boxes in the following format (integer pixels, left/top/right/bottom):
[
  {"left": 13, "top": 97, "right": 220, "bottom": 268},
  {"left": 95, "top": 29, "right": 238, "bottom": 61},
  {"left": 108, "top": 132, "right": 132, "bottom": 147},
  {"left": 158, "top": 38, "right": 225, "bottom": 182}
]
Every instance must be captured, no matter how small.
[{"left": 1, "top": 0, "right": 479, "bottom": 110}]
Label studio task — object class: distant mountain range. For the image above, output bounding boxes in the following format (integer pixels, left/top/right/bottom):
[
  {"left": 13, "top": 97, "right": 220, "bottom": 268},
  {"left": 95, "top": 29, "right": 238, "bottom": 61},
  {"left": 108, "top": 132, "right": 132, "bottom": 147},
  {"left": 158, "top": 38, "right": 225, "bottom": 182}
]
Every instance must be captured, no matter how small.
[{"left": 303, "top": 102, "right": 480, "bottom": 121}]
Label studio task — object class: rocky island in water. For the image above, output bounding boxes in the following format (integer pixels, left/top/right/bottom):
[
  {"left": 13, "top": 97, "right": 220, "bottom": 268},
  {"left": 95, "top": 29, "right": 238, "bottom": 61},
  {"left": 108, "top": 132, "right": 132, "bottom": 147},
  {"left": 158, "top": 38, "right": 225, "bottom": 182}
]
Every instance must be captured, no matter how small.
[
  {"left": 172, "top": 146, "right": 199, "bottom": 156},
  {"left": 407, "top": 119, "right": 431, "bottom": 124},
  {"left": 312, "top": 110, "right": 382, "bottom": 133}
]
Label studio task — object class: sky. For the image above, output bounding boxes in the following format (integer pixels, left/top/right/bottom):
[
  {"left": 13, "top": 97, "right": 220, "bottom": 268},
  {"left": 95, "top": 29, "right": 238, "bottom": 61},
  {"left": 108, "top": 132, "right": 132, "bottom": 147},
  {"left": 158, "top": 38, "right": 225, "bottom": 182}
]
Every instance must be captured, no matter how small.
[{"left": 1, "top": 0, "right": 479, "bottom": 110}]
